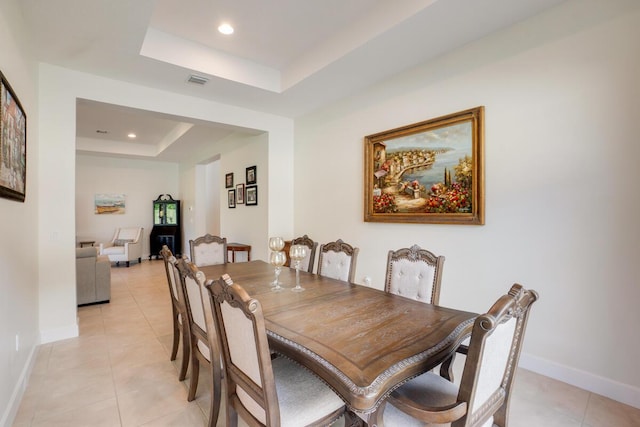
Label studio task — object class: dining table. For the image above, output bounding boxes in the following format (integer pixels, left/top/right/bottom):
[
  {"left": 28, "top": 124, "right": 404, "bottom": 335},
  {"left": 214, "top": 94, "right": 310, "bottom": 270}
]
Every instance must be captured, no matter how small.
[{"left": 200, "top": 260, "right": 476, "bottom": 426}]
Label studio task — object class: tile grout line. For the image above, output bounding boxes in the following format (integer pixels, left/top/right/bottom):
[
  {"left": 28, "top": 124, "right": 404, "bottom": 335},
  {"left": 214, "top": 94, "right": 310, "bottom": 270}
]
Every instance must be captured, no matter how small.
[
  {"left": 581, "top": 392, "right": 593, "bottom": 426},
  {"left": 106, "top": 268, "right": 137, "bottom": 427}
]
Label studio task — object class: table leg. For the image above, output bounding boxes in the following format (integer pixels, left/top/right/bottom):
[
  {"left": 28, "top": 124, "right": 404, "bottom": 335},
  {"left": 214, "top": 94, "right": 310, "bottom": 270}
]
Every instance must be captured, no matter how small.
[
  {"left": 345, "top": 410, "right": 365, "bottom": 426},
  {"left": 351, "top": 405, "right": 384, "bottom": 427}
]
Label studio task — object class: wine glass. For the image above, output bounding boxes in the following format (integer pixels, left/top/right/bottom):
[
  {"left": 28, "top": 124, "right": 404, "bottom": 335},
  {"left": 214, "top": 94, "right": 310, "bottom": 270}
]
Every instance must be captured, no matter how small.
[
  {"left": 268, "top": 236, "right": 285, "bottom": 252},
  {"left": 269, "top": 250, "right": 287, "bottom": 292},
  {"left": 289, "top": 244, "right": 308, "bottom": 292}
]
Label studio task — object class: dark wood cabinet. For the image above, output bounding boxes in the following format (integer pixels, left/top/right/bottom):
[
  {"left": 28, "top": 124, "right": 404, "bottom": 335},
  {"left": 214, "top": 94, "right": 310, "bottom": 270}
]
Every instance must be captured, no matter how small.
[{"left": 149, "top": 194, "right": 182, "bottom": 259}]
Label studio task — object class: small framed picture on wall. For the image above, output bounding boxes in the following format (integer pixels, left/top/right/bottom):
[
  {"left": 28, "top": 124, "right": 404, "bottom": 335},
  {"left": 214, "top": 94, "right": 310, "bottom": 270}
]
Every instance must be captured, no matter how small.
[
  {"left": 236, "top": 183, "right": 245, "bottom": 204},
  {"left": 246, "top": 166, "right": 257, "bottom": 185},
  {"left": 228, "top": 189, "right": 236, "bottom": 208},
  {"left": 246, "top": 185, "right": 258, "bottom": 206},
  {"left": 225, "top": 172, "right": 234, "bottom": 188}
]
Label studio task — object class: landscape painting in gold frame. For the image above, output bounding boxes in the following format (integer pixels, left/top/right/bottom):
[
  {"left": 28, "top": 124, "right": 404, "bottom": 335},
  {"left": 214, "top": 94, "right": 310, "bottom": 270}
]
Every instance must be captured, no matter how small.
[
  {"left": 364, "top": 107, "right": 484, "bottom": 225},
  {"left": 0, "top": 71, "right": 27, "bottom": 202}
]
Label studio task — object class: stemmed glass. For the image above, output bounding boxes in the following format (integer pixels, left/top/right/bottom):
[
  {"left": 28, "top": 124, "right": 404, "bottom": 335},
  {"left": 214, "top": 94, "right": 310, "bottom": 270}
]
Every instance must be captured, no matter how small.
[
  {"left": 268, "top": 237, "right": 286, "bottom": 291},
  {"left": 289, "top": 244, "right": 308, "bottom": 292},
  {"left": 269, "top": 251, "right": 287, "bottom": 292},
  {"left": 268, "top": 237, "right": 285, "bottom": 252}
]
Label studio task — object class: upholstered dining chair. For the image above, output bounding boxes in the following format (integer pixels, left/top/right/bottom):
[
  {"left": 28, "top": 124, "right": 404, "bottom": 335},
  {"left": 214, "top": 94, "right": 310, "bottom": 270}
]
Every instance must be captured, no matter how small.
[
  {"left": 175, "top": 258, "right": 222, "bottom": 427},
  {"left": 160, "top": 246, "right": 190, "bottom": 381},
  {"left": 189, "top": 234, "right": 227, "bottom": 267},
  {"left": 384, "top": 244, "right": 445, "bottom": 305},
  {"left": 375, "top": 284, "right": 539, "bottom": 427},
  {"left": 288, "top": 234, "right": 318, "bottom": 273},
  {"left": 206, "top": 274, "right": 346, "bottom": 427},
  {"left": 317, "top": 239, "right": 359, "bottom": 283}
]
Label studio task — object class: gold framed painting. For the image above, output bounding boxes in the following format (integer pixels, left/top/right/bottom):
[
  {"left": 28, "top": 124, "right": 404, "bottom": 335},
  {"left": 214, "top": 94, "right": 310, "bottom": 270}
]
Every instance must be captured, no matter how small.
[
  {"left": 364, "top": 106, "right": 484, "bottom": 225},
  {"left": 0, "top": 71, "right": 27, "bottom": 202}
]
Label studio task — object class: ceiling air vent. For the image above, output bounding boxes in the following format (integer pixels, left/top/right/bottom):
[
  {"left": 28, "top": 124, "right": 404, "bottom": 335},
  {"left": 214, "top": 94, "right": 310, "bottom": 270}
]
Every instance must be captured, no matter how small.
[{"left": 187, "top": 74, "right": 209, "bottom": 85}]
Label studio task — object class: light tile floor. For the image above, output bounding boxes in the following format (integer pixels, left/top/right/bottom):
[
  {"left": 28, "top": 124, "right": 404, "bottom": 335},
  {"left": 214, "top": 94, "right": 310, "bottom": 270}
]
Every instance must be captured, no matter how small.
[{"left": 12, "top": 260, "right": 640, "bottom": 426}]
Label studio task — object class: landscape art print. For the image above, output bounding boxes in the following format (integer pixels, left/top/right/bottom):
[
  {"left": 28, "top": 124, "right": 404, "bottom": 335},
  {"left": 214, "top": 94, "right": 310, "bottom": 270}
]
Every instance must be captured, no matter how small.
[
  {"left": 364, "top": 107, "right": 484, "bottom": 225},
  {"left": 95, "top": 193, "right": 126, "bottom": 214}
]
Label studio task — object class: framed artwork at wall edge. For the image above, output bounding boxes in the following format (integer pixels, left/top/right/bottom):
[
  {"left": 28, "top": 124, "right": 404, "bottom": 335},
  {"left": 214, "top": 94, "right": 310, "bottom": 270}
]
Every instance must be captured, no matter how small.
[
  {"left": 364, "top": 106, "right": 485, "bottom": 225},
  {"left": 95, "top": 193, "right": 126, "bottom": 214},
  {"left": 228, "top": 189, "right": 236, "bottom": 208},
  {"left": 246, "top": 185, "right": 258, "bottom": 206},
  {"left": 246, "top": 165, "right": 257, "bottom": 185},
  {"left": 225, "top": 172, "right": 234, "bottom": 188},
  {"left": 236, "top": 183, "right": 245, "bottom": 204},
  {"left": 0, "top": 71, "right": 27, "bottom": 202}
]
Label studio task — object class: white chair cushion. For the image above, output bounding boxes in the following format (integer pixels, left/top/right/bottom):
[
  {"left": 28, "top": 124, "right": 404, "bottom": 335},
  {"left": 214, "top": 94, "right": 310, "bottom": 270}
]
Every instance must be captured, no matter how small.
[
  {"left": 272, "top": 356, "right": 344, "bottom": 427},
  {"left": 221, "top": 299, "right": 265, "bottom": 422},
  {"left": 185, "top": 276, "right": 207, "bottom": 330},
  {"left": 197, "top": 338, "right": 211, "bottom": 362},
  {"left": 388, "top": 258, "right": 436, "bottom": 303},
  {"left": 168, "top": 268, "right": 179, "bottom": 300},
  {"left": 471, "top": 317, "right": 516, "bottom": 414},
  {"left": 193, "top": 242, "right": 225, "bottom": 266},
  {"left": 384, "top": 373, "right": 458, "bottom": 426},
  {"left": 298, "top": 250, "right": 313, "bottom": 272},
  {"left": 221, "top": 300, "right": 261, "bottom": 387},
  {"left": 320, "top": 250, "right": 351, "bottom": 281},
  {"left": 102, "top": 246, "right": 125, "bottom": 255}
]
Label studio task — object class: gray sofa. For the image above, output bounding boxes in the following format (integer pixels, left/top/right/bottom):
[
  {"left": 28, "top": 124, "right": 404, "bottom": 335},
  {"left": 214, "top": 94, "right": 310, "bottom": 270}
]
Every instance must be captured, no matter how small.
[{"left": 76, "top": 247, "right": 111, "bottom": 305}]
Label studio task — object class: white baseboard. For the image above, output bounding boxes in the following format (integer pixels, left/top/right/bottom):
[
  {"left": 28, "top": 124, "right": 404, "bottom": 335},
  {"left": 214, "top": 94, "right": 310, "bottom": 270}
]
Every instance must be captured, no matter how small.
[
  {"left": 520, "top": 352, "right": 640, "bottom": 410},
  {"left": 0, "top": 345, "right": 37, "bottom": 427},
  {"left": 39, "top": 322, "right": 78, "bottom": 344}
]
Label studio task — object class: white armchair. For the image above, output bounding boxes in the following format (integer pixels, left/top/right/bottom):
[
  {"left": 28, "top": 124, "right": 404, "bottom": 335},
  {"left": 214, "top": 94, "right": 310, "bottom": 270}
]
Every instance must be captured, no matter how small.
[{"left": 99, "top": 227, "right": 143, "bottom": 267}]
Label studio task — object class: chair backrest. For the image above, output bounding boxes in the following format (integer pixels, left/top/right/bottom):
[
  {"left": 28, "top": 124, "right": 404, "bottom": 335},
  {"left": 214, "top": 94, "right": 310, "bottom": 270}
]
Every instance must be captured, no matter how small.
[
  {"left": 112, "top": 227, "right": 142, "bottom": 243},
  {"left": 176, "top": 257, "right": 211, "bottom": 361},
  {"left": 289, "top": 234, "right": 318, "bottom": 273},
  {"left": 207, "top": 274, "right": 280, "bottom": 425},
  {"left": 160, "top": 245, "right": 180, "bottom": 305},
  {"left": 317, "top": 239, "right": 359, "bottom": 283},
  {"left": 384, "top": 244, "right": 445, "bottom": 305},
  {"left": 454, "top": 284, "right": 538, "bottom": 427},
  {"left": 189, "top": 234, "right": 227, "bottom": 267}
]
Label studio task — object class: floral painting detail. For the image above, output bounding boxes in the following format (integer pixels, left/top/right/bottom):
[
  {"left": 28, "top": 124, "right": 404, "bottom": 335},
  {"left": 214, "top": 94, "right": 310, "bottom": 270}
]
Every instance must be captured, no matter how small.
[
  {"left": 373, "top": 193, "right": 397, "bottom": 213},
  {"left": 364, "top": 107, "right": 484, "bottom": 225}
]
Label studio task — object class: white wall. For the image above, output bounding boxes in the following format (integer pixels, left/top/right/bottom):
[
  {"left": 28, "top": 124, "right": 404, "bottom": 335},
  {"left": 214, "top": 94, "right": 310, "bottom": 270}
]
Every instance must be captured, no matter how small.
[
  {"left": 0, "top": 1, "right": 39, "bottom": 425},
  {"left": 219, "top": 133, "right": 269, "bottom": 261},
  {"left": 75, "top": 154, "right": 179, "bottom": 258},
  {"left": 37, "top": 64, "right": 294, "bottom": 346},
  {"left": 204, "top": 160, "right": 221, "bottom": 237},
  {"left": 294, "top": 0, "right": 640, "bottom": 408}
]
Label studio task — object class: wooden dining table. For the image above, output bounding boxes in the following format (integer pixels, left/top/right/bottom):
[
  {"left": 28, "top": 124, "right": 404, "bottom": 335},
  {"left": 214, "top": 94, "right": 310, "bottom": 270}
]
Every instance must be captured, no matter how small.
[{"left": 200, "top": 260, "right": 476, "bottom": 425}]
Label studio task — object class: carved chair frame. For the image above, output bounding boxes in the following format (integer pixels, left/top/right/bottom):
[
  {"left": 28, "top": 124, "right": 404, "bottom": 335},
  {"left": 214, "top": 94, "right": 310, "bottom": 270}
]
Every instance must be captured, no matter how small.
[
  {"left": 384, "top": 244, "right": 445, "bottom": 305},
  {"left": 189, "top": 234, "right": 228, "bottom": 265},
  {"left": 208, "top": 274, "right": 282, "bottom": 426},
  {"left": 317, "top": 239, "right": 360, "bottom": 283},
  {"left": 290, "top": 234, "right": 318, "bottom": 273},
  {"left": 375, "top": 284, "right": 538, "bottom": 427},
  {"left": 160, "top": 245, "right": 190, "bottom": 381},
  {"left": 176, "top": 257, "right": 222, "bottom": 427}
]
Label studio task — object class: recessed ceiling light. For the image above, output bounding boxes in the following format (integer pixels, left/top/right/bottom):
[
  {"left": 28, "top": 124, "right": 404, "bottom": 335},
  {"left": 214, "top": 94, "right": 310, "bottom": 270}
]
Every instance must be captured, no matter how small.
[
  {"left": 128, "top": 133, "right": 137, "bottom": 139},
  {"left": 218, "top": 23, "right": 234, "bottom": 35}
]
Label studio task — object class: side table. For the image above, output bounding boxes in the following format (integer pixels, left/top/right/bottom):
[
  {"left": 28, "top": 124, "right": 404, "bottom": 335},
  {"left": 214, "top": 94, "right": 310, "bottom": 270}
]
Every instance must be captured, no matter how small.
[{"left": 227, "top": 243, "right": 251, "bottom": 262}]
